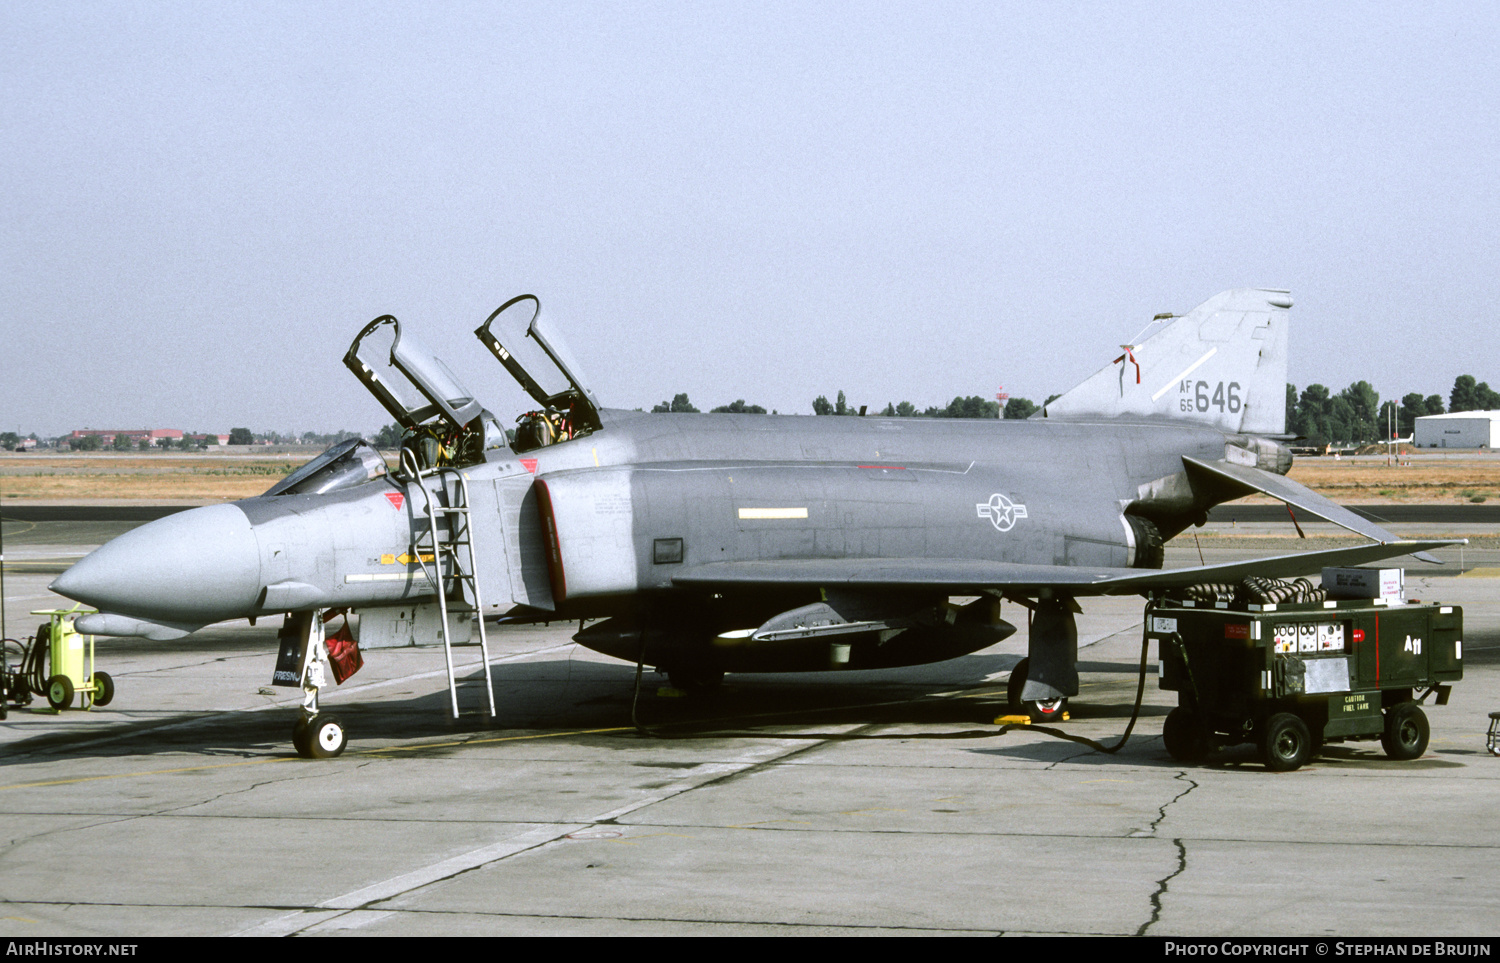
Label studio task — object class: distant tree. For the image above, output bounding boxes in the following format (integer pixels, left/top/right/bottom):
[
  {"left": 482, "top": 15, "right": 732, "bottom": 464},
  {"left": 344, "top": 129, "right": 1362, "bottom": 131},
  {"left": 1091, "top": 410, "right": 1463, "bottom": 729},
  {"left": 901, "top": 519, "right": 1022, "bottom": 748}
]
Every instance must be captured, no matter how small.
[
  {"left": 111, "top": 433, "right": 133, "bottom": 451},
  {"left": 1450, "top": 375, "right": 1479, "bottom": 413},
  {"left": 228, "top": 428, "right": 254, "bottom": 445},
  {"left": 1294, "top": 384, "right": 1331, "bottom": 443},
  {"left": 1480, "top": 382, "right": 1500, "bottom": 411},
  {"left": 373, "top": 423, "right": 403, "bottom": 448},
  {"left": 1423, "top": 394, "right": 1445, "bottom": 416},
  {"left": 1399, "top": 393, "right": 1428, "bottom": 437},
  {"left": 652, "top": 393, "right": 699, "bottom": 413},
  {"left": 1003, "top": 397, "right": 1038, "bottom": 419},
  {"left": 1286, "top": 384, "right": 1299, "bottom": 435},
  {"left": 930, "top": 396, "right": 1000, "bottom": 418},
  {"left": 71, "top": 434, "right": 103, "bottom": 451},
  {"left": 835, "top": 391, "right": 849, "bottom": 416},
  {"left": 710, "top": 400, "right": 767, "bottom": 413},
  {"left": 1339, "top": 381, "right": 1380, "bottom": 444},
  {"left": 0, "top": 431, "right": 18, "bottom": 450},
  {"left": 812, "top": 395, "right": 834, "bottom": 416}
]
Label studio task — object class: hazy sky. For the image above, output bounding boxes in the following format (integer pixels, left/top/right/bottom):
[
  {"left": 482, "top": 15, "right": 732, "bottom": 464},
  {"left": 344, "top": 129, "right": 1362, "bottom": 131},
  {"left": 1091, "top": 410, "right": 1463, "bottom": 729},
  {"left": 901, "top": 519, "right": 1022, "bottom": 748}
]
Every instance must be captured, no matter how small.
[{"left": 4, "top": 2, "right": 1498, "bottom": 438}]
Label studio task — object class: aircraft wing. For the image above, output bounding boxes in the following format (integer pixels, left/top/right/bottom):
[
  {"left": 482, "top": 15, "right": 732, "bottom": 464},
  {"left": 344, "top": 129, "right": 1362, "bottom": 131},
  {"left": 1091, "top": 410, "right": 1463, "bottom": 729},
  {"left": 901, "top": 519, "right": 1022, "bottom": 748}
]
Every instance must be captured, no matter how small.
[
  {"left": 673, "top": 539, "right": 1463, "bottom": 597},
  {"left": 1182, "top": 456, "right": 1443, "bottom": 564}
]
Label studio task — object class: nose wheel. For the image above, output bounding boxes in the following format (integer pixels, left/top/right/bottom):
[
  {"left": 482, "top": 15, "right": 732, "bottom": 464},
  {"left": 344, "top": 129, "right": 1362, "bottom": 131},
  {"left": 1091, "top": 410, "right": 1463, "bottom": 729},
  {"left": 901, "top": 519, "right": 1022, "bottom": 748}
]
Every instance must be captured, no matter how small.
[
  {"left": 279, "top": 611, "right": 350, "bottom": 759},
  {"left": 294, "top": 713, "right": 347, "bottom": 759}
]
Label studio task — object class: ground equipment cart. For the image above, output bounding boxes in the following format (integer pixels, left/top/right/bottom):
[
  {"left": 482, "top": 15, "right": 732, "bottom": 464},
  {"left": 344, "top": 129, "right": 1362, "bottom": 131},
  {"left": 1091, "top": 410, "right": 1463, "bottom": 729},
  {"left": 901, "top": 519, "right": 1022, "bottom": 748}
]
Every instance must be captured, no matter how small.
[{"left": 1150, "top": 595, "right": 1462, "bottom": 771}]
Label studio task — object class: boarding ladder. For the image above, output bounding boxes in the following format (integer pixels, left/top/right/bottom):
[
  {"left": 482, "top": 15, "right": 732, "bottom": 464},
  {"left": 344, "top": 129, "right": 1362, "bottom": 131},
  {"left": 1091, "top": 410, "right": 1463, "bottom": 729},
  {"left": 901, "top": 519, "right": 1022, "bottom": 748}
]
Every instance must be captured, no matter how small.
[{"left": 400, "top": 449, "right": 497, "bottom": 719}]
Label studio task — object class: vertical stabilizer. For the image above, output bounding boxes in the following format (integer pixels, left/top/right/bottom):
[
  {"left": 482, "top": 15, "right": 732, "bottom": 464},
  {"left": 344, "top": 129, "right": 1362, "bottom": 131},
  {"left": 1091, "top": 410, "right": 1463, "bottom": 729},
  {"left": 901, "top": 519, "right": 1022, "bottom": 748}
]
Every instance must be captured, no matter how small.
[{"left": 1042, "top": 288, "right": 1290, "bottom": 434}]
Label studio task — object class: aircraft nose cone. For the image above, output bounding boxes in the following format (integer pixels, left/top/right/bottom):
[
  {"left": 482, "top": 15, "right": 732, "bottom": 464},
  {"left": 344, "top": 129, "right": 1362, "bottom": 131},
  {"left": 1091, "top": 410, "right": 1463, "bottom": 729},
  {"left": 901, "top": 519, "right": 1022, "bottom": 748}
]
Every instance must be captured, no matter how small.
[{"left": 50, "top": 504, "right": 263, "bottom": 623}]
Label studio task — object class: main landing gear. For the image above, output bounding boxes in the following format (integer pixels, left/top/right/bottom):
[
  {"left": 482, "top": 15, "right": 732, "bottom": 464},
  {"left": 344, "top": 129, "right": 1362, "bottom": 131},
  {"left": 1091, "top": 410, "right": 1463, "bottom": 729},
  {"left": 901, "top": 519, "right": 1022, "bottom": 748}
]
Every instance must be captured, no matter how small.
[
  {"left": 1006, "top": 597, "right": 1079, "bottom": 723},
  {"left": 1006, "top": 657, "right": 1069, "bottom": 723}
]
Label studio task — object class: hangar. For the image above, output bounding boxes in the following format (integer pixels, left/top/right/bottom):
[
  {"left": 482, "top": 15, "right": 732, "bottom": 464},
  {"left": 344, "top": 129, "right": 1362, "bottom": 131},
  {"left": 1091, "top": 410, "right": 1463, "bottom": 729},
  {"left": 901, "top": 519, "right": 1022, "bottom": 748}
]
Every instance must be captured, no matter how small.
[{"left": 1414, "top": 410, "right": 1500, "bottom": 448}]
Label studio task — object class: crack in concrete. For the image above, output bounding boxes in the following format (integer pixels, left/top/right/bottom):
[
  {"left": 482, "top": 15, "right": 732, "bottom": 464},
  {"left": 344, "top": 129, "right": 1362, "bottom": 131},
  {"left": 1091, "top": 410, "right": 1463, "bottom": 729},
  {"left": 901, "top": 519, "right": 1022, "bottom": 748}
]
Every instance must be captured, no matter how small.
[
  {"left": 1136, "top": 771, "right": 1197, "bottom": 936},
  {"left": 156, "top": 757, "right": 369, "bottom": 816}
]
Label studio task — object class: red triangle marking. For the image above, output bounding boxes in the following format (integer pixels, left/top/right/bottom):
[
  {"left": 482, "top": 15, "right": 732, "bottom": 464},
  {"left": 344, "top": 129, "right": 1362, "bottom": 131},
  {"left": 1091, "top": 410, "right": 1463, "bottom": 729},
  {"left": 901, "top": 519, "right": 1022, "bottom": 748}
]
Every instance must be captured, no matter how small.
[
  {"left": 520, "top": 458, "right": 538, "bottom": 474},
  {"left": 385, "top": 492, "right": 405, "bottom": 510}
]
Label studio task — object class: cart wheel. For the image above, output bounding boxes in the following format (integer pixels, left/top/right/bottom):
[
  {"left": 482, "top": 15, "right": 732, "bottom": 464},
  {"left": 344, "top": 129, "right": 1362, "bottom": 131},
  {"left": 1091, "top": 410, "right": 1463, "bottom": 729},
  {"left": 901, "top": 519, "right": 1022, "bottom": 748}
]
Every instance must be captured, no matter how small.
[
  {"left": 306, "top": 714, "right": 347, "bottom": 759},
  {"left": 1260, "top": 713, "right": 1312, "bottom": 771},
  {"left": 1163, "top": 707, "right": 1210, "bottom": 762},
  {"left": 1380, "top": 702, "right": 1429, "bottom": 760},
  {"left": 91, "top": 671, "right": 114, "bottom": 707},
  {"left": 1006, "top": 658, "right": 1030, "bottom": 708},
  {"left": 46, "top": 675, "right": 74, "bottom": 711}
]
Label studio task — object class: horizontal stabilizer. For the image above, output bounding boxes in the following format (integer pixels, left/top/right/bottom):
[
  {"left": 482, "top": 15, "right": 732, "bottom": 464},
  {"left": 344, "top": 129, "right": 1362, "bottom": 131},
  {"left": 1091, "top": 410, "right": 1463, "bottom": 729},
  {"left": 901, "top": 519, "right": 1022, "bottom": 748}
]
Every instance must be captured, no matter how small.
[
  {"left": 1183, "top": 456, "right": 1443, "bottom": 564},
  {"left": 675, "top": 539, "right": 1462, "bottom": 598},
  {"left": 1101, "top": 540, "right": 1463, "bottom": 591}
]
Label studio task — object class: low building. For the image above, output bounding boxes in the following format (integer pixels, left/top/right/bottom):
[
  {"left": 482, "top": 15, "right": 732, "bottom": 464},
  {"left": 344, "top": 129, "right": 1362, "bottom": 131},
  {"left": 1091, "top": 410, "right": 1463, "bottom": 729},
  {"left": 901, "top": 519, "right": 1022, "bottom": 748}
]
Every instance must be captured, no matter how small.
[
  {"left": 1413, "top": 410, "right": 1500, "bottom": 448},
  {"left": 70, "top": 428, "right": 185, "bottom": 445}
]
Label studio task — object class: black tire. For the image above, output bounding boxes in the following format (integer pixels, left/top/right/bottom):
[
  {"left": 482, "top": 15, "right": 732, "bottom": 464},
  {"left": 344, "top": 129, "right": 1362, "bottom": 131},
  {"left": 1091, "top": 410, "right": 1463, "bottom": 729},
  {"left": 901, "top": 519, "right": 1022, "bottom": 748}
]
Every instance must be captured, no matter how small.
[
  {"left": 307, "top": 713, "right": 347, "bottom": 759},
  {"left": 1163, "top": 706, "right": 1210, "bottom": 762},
  {"left": 91, "top": 671, "right": 114, "bottom": 708},
  {"left": 1260, "top": 712, "right": 1312, "bottom": 772},
  {"left": 1006, "top": 658, "right": 1030, "bottom": 709},
  {"left": 1027, "top": 696, "right": 1068, "bottom": 724},
  {"left": 46, "top": 675, "right": 73, "bottom": 711},
  {"left": 292, "top": 717, "right": 313, "bottom": 758},
  {"left": 1380, "top": 702, "right": 1429, "bottom": 760}
]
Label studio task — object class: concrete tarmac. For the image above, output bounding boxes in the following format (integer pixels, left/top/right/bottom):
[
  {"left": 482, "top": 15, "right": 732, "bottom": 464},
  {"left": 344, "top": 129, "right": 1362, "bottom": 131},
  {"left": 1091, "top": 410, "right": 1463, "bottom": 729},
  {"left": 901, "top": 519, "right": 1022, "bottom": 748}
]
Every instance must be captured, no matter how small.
[{"left": 2, "top": 522, "right": 1499, "bottom": 936}]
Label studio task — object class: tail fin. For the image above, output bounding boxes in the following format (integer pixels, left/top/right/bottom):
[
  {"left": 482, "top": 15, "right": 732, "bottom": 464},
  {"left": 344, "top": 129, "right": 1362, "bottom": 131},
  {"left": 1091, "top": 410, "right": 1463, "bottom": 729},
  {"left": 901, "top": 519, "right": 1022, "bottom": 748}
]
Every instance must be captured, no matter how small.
[{"left": 1041, "top": 288, "right": 1290, "bottom": 434}]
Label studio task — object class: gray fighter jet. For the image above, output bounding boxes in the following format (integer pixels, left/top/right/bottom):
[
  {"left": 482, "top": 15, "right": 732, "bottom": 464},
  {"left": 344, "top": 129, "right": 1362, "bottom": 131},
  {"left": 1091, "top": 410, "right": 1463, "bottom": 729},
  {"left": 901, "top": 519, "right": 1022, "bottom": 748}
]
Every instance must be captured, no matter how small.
[{"left": 51, "top": 289, "right": 1455, "bottom": 756}]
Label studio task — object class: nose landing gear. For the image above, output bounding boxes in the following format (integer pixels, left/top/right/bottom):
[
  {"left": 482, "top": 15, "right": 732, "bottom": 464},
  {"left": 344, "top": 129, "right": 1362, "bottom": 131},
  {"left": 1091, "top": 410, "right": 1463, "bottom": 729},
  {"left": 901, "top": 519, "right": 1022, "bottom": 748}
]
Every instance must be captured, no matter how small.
[{"left": 274, "top": 611, "right": 351, "bottom": 759}]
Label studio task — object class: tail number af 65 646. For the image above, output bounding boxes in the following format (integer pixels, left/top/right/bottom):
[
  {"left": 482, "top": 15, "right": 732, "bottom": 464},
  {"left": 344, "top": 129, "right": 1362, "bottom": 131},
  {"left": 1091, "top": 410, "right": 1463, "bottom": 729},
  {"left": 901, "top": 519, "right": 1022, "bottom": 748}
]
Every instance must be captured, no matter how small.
[{"left": 1179, "top": 380, "right": 1241, "bottom": 413}]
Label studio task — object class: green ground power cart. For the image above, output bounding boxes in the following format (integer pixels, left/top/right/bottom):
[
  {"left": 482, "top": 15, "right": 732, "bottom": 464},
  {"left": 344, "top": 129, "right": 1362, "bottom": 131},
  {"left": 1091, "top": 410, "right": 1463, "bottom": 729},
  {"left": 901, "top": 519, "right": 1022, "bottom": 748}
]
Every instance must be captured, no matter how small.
[{"left": 1151, "top": 595, "right": 1462, "bottom": 771}]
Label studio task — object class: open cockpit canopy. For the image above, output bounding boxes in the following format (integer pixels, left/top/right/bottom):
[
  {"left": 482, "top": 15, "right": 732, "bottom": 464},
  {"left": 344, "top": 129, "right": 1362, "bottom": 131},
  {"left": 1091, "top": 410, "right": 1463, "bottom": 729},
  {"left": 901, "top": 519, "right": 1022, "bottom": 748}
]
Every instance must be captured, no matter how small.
[
  {"left": 344, "top": 315, "right": 483, "bottom": 431},
  {"left": 475, "top": 295, "right": 602, "bottom": 441}
]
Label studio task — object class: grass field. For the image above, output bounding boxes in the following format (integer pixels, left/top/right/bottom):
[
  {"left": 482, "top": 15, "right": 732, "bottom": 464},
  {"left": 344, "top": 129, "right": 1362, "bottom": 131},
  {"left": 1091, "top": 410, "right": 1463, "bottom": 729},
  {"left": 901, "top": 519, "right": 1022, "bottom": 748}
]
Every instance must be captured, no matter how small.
[{"left": 1, "top": 449, "right": 1498, "bottom": 503}]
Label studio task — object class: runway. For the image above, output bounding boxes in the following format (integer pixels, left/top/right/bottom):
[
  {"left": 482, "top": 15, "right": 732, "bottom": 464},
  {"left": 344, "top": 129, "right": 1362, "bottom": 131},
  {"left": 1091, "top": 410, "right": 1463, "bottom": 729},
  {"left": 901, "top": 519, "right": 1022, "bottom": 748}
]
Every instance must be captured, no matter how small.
[{"left": 2, "top": 518, "right": 1499, "bottom": 936}]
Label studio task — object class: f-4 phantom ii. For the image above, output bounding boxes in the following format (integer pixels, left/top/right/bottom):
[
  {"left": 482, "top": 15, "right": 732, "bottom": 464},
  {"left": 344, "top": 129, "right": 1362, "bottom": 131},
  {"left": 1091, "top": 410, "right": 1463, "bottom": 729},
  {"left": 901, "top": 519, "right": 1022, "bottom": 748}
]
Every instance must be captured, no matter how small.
[{"left": 51, "top": 289, "right": 1457, "bottom": 756}]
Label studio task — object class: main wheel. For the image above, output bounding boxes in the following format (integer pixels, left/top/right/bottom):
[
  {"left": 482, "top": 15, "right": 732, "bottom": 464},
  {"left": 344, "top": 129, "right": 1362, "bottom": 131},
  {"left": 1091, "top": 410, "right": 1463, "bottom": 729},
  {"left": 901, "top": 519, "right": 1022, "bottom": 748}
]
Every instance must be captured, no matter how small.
[
  {"left": 1027, "top": 696, "right": 1068, "bottom": 724},
  {"left": 91, "top": 671, "right": 114, "bottom": 707},
  {"left": 306, "top": 713, "right": 347, "bottom": 759},
  {"left": 1260, "top": 712, "right": 1312, "bottom": 772},
  {"left": 1380, "top": 702, "right": 1429, "bottom": 760},
  {"left": 1163, "top": 706, "right": 1211, "bottom": 762},
  {"left": 46, "top": 675, "right": 74, "bottom": 710}
]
